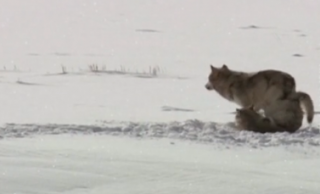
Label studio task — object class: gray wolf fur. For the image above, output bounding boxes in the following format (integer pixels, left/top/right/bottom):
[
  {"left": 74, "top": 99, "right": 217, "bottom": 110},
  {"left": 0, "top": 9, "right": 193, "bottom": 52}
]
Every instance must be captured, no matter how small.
[
  {"left": 205, "top": 64, "right": 314, "bottom": 124},
  {"left": 235, "top": 105, "right": 285, "bottom": 133},
  {"left": 235, "top": 92, "right": 308, "bottom": 133},
  {"left": 263, "top": 91, "right": 313, "bottom": 131}
]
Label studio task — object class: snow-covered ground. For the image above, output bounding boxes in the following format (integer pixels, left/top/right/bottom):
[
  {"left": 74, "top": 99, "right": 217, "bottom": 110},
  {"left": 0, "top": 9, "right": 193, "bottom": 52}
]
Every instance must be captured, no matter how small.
[
  {"left": 1, "top": 135, "right": 320, "bottom": 194},
  {"left": 1, "top": 0, "right": 320, "bottom": 193}
]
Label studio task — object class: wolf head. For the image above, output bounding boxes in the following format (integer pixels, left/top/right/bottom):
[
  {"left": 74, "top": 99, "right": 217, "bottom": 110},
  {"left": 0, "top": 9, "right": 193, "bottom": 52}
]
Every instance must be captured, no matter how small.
[{"left": 205, "top": 64, "right": 229, "bottom": 90}]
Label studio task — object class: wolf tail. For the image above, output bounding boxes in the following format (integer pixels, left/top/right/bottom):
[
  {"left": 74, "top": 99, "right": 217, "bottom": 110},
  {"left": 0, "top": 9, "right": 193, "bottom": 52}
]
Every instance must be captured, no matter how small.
[{"left": 296, "top": 91, "right": 314, "bottom": 124}]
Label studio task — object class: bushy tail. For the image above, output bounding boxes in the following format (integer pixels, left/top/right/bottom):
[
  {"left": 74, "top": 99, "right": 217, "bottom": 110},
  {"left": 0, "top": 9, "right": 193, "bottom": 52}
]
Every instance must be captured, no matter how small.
[{"left": 296, "top": 91, "right": 314, "bottom": 123}]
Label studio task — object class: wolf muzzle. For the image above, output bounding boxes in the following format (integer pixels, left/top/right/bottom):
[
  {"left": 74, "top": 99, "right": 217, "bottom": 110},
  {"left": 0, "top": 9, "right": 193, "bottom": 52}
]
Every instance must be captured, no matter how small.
[{"left": 205, "top": 82, "right": 214, "bottom": 90}]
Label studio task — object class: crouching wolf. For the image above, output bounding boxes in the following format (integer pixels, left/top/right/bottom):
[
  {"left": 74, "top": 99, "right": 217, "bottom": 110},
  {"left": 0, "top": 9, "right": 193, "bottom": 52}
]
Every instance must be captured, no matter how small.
[
  {"left": 235, "top": 105, "right": 285, "bottom": 133},
  {"left": 205, "top": 64, "right": 314, "bottom": 124},
  {"left": 235, "top": 91, "right": 313, "bottom": 133}
]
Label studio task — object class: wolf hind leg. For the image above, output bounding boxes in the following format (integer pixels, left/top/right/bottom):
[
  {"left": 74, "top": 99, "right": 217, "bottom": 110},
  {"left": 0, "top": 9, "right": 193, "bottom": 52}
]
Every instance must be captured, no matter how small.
[{"left": 260, "top": 86, "right": 287, "bottom": 109}]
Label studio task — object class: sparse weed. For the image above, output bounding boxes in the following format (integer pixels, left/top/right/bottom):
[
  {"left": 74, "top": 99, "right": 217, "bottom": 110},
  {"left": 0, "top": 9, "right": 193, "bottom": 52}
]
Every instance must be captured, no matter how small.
[
  {"left": 89, "top": 64, "right": 98, "bottom": 72},
  {"left": 149, "top": 65, "right": 162, "bottom": 76},
  {"left": 61, "top": 65, "right": 67, "bottom": 74},
  {"left": 2, "top": 65, "right": 19, "bottom": 72},
  {"left": 87, "top": 64, "right": 163, "bottom": 77}
]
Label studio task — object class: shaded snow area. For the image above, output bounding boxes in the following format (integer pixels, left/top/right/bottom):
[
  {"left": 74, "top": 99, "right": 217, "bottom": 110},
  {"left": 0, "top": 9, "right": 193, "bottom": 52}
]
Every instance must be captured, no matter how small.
[
  {"left": 1, "top": 0, "right": 320, "bottom": 193},
  {"left": 2, "top": 121, "right": 320, "bottom": 148}
]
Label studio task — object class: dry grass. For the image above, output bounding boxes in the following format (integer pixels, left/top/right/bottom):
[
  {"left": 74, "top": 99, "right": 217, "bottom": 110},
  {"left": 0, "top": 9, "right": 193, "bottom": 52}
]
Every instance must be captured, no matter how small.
[
  {"left": 88, "top": 64, "right": 163, "bottom": 77},
  {"left": 61, "top": 65, "right": 67, "bottom": 74},
  {"left": 57, "top": 64, "right": 165, "bottom": 77}
]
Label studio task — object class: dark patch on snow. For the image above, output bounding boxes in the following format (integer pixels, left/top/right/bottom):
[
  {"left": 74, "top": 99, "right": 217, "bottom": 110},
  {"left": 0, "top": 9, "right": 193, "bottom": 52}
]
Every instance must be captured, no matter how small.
[
  {"left": 239, "top": 25, "right": 275, "bottom": 30},
  {"left": 239, "top": 25, "right": 261, "bottom": 29},
  {"left": 161, "top": 106, "right": 195, "bottom": 112},
  {"left": 44, "top": 72, "right": 86, "bottom": 76},
  {"left": 292, "top": 54, "right": 304, "bottom": 57},
  {"left": 136, "top": 29, "right": 161, "bottom": 33},
  {"left": 16, "top": 80, "right": 46, "bottom": 86},
  {"left": 2, "top": 120, "right": 320, "bottom": 148},
  {"left": 133, "top": 75, "right": 156, "bottom": 79}
]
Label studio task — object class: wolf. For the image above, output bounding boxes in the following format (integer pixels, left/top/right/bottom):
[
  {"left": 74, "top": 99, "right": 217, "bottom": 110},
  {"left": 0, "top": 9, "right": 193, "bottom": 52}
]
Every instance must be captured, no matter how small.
[
  {"left": 205, "top": 64, "right": 314, "bottom": 124},
  {"left": 235, "top": 92, "right": 310, "bottom": 133},
  {"left": 263, "top": 91, "right": 313, "bottom": 130},
  {"left": 235, "top": 105, "right": 286, "bottom": 133},
  {"left": 235, "top": 92, "right": 311, "bottom": 133}
]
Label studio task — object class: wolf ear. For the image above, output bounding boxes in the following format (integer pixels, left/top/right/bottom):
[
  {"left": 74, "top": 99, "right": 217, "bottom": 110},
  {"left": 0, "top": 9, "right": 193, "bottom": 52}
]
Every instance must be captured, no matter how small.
[
  {"left": 221, "top": 64, "right": 229, "bottom": 70},
  {"left": 210, "top": 64, "right": 220, "bottom": 74},
  {"left": 210, "top": 65, "right": 216, "bottom": 72},
  {"left": 210, "top": 64, "right": 220, "bottom": 78}
]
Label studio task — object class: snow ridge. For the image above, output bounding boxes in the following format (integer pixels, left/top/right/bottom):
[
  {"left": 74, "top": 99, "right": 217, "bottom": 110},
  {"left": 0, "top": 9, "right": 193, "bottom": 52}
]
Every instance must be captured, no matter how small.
[{"left": 1, "top": 120, "right": 320, "bottom": 148}]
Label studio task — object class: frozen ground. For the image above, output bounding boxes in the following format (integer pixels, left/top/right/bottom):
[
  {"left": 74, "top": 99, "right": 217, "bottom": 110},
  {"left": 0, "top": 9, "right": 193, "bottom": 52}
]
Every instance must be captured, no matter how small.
[
  {"left": 1, "top": 135, "right": 320, "bottom": 194},
  {"left": 0, "top": 0, "right": 320, "bottom": 193}
]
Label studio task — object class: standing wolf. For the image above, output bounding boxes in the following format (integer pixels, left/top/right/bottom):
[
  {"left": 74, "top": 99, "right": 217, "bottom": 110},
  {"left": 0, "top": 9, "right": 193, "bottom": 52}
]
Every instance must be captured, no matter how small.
[{"left": 205, "top": 64, "right": 314, "bottom": 126}]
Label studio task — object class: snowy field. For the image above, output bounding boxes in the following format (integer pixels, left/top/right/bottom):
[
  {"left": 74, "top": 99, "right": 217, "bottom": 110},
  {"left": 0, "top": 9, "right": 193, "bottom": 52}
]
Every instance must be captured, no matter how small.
[{"left": 1, "top": 0, "right": 320, "bottom": 193}]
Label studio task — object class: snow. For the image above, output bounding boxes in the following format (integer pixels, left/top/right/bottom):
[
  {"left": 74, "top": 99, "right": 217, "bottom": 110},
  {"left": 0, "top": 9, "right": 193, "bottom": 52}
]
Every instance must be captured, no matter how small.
[
  {"left": 2, "top": 121, "right": 320, "bottom": 148},
  {"left": 1, "top": 0, "right": 320, "bottom": 193},
  {"left": 1, "top": 135, "right": 320, "bottom": 194}
]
